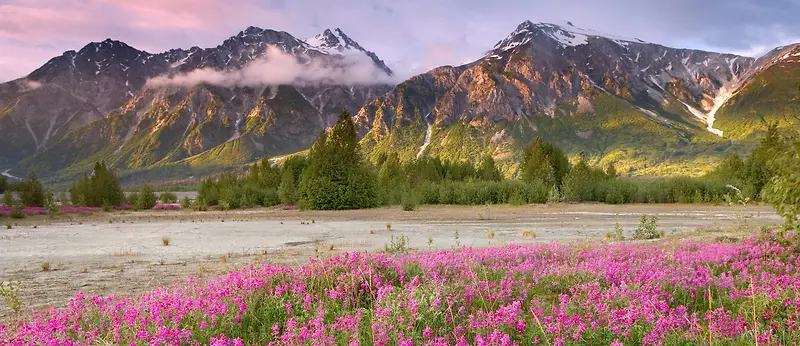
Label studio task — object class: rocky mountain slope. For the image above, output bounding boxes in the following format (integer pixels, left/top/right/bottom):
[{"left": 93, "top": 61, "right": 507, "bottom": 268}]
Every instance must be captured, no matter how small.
[
  {"left": 2, "top": 21, "right": 798, "bottom": 182},
  {"left": 355, "top": 21, "right": 798, "bottom": 176},
  {"left": 1, "top": 27, "right": 393, "bottom": 178}
]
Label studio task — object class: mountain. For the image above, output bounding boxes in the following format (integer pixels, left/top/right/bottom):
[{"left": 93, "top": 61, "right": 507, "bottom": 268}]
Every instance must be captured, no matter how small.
[
  {"left": 2, "top": 21, "right": 798, "bottom": 183},
  {"left": 2, "top": 27, "right": 393, "bottom": 180},
  {"left": 354, "top": 21, "right": 798, "bottom": 176}
]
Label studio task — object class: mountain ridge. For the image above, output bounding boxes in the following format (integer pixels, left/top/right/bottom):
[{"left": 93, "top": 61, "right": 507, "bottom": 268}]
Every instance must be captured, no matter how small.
[{"left": 2, "top": 20, "right": 798, "bottom": 183}]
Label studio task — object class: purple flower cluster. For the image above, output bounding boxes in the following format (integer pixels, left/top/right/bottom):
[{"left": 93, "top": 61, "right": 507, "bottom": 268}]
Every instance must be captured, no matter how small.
[
  {"left": 113, "top": 204, "right": 133, "bottom": 210},
  {"left": 0, "top": 206, "right": 46, "bottom": 216},
  {"left": 153, "top": 203, "right": 182, "bottom": 210},
  {"left": 2, "top": 231, "right": 799, "bottom": 345}
]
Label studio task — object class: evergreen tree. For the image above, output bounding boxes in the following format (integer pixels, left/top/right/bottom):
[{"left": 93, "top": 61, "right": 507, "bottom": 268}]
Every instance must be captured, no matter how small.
[
  {"left": 765, "top": 129, "right": 798, "bottom": 229},
  {"left": 746, "top": 124, "right": 781, "bottom": 196},
  {"left": 561, "top": 156, "right": 608, "bottom": 202},
  {"left": 69, "top": 162, "right": 125, "bottom": 206},
  {"left": 479, "top": 155, "right": 502, "bottom": 181},
  {"left": 521, "top": 138, "right": 568, "bottom": 186},
  {"left": 136, "top": 185, "right": 158, "bottom": 210},
  {"left": 298, "top": 111, "right": 378, "bottom": 210},
  {"left": 18, "top": 172, "right": 46, "bottom": 207},
  {"left": 277, "top": 168, "right": 297, "bottom": 204},
  {"left": 0, "top": 175, "right": 7, "bottom": 195}
]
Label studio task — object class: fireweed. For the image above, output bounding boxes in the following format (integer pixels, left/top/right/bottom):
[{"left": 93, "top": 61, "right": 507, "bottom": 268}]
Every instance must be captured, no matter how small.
[{"left": 1, "top": 231, "right": 799, "bottom": 345}]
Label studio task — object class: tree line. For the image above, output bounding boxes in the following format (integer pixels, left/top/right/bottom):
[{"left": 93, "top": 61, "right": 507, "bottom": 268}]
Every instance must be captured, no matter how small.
[
  {"left": 194, "top": 112, "right": 795, "bottom": 212},
  {"left": 3, "top": 111, "right": 800, "bottom": 231}
]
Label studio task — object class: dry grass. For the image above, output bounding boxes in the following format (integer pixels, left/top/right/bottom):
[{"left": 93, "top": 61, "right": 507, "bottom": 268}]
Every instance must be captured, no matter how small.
[
  {"left": 521, "top": 231, "right": 537, "bottom": 239},
  {"left": 161, "top": 236, "right": 170, "bottom": 246},
  {"left": 41, "top": 262, "right": 51, "bottom": 272}
]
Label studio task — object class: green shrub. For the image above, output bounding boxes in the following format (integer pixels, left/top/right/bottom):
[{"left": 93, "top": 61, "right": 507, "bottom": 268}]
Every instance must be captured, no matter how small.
[
  {"left": 401, "top": 193, "right": 417, "bottom": 211},
  {"left": 633, "top": 215, "right": 660, "bottom": 240},
  {"left": 180, "top": 196, "right": 193, "bottom": 209},
  {"left": 159, "top": 192, "right": 178, "bottom": 204},
  {"left": 127, "top": 192, "right": 139, "bottom": 207},
  {"left": 2, "top": 192, "right": 12, "bottom": 207},
  {"left": 136, "top": 185, "right": 158, "bottom": 210},
  {"left": 10, "top": 207, "right": 25, "bottom": 219}
]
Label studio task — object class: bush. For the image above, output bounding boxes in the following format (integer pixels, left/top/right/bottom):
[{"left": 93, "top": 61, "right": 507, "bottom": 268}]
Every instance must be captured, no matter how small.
[
  {"left": 136, "top": 185, "right": 158, "bottom": 210},
  {"left": 2, "top": 192, "right": 13, "bottom": 207},
  {"left": 127, "top": 192, "right": 139, "bottom": 206},
  {"left": 180, "top": 196, "right": 193, "bottom": 209},
  {"left": 633, "top": 215, "right": 660, "bottom": 240},
  {"left": 10, "top": 207, "right": 25, "bottom": 219},
  {"left": 159, "top": 192, "right": 178, "bottom": 204},
  {"left": 401, "top": 193, "right": 417, "bottom": 211}
]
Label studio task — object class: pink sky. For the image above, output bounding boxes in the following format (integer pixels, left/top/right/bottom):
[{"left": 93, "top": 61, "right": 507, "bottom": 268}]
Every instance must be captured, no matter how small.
[{"left": 0, "top": 0, "right": 798, "bottom": 82}]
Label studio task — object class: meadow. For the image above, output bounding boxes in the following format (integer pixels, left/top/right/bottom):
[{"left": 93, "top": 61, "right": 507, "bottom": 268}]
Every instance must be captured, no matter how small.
[{"left": 1, "top": 223, "right": 797, "bottom": 345}]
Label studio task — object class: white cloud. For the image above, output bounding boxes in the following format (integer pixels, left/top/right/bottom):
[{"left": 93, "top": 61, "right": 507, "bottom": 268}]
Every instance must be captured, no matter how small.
[
  {"left": 21, "top": 80, "right": 43, "bottom": 91},
  {"left": 146, "top": 46, "right": 397, "bottom": 88}
]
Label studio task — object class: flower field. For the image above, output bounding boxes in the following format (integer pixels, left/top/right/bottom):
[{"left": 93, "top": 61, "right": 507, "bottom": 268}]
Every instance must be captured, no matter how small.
[{"left": 1, "top": 231, "right": 799, "bottom": 345}]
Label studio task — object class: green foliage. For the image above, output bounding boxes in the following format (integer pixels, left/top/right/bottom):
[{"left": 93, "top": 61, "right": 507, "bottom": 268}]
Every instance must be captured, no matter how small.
[
  {"left": 159, "top": 192, "right": 178, "bottom": 204},
  {"left": 383, "top": 234, "right": 409, "bottom": 254},
  {"left": 605, "top": 222, "right": 625, "bottom": 241},
  {"left": 416, "top": 180, "right": 548, "bottom": 205},
  {"left": 180, "top": 196, "right": 193, "bottom": 209},
  {"left": 765, "top": 130, "right": 800, "bottom": 229},
  {"left": 69, "top": 162, "right": 125, "bottom": 207},
  {"left": 633, "top": 215, "right": 660, "bottom": 240},
  {"left": 562, "top": 155, "right": 612, "bottom": 202},
  {"left": 17, "top": 172, "right": 46, "bottom": 207},
  {"left": 0, "top": 175, "right": 6, "bottom": 194},
  {"left": 401, "top": 192, "right": 417, "bottom": 211},
  {"left": 136, "top": 185, "right": 158, "bottom": 210},
  {"left": 127, "top": 192, "right": 139, "bottom": 206},
  {"left": 2, "top": 191, "right": 12, "bottom": 207},
  {"left": 521, "top": 137, "right": 570, "bottom": 187},
  {"left": 277, "top": 169, "right": 297, "bottom": 205},
  {"left": 10, "top": 207, "right": 25, "bottom": 219},
  {"left": 478, "top": 155, "right": 502, "bottom": 182},
  {"left": 299, "top": 112, "right": 378, "bottom": 210},
  {"left": 0, "top": 279, "right": 23, "bottom": 314}
]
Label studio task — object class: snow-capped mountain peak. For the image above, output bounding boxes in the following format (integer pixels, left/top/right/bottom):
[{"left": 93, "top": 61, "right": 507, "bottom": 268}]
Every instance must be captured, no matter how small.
[
  {"left": 305, "top": 28, "right": 366, "bottom": 54},
  {"left": 491, "top": 20, "right": 648, "bottom": 54}
]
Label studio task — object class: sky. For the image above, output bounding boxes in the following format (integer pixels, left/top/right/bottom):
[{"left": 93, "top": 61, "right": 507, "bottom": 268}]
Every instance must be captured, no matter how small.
[{"left": 1, "top": 0, "right": 799, "bottom": 82}]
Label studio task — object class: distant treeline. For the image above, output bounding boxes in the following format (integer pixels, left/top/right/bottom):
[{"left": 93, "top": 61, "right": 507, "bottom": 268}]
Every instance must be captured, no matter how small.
[
  {"left": 3, "top": 112, "right": 799, "bottom": 230},
  {"left": 193, "top": 112, "right": 793, "bottom": 212}
]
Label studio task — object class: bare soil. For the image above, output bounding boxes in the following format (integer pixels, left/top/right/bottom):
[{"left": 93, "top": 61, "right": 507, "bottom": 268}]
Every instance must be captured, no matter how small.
[{"left": 0, "top": 203, "right": 781, "bottom": 322}]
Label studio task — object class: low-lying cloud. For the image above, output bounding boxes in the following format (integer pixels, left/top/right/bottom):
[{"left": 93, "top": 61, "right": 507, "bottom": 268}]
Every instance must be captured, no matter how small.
[
  {"left": 146, "top": 46, "right": 396, "bottom": 89},
  {"left": 20, "top": 79, "right": 43, "bottom": 91}
]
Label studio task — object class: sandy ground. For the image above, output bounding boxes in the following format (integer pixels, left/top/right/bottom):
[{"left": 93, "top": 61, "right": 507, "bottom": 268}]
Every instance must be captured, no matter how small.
[{"left": 0, "top": 204, "right": 782, "bottom": 322}]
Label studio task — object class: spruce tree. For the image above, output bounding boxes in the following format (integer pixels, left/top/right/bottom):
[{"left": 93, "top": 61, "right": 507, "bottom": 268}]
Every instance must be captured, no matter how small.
[
  {"left": 298, "top": 111, "right": 378, "bottom": 210},
  {"left": 18, "top": 172, "right": 46, "bottom": 207},
  {"left": 479, "top": 155, "right": 502, "bottom": 181}
]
